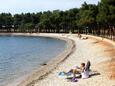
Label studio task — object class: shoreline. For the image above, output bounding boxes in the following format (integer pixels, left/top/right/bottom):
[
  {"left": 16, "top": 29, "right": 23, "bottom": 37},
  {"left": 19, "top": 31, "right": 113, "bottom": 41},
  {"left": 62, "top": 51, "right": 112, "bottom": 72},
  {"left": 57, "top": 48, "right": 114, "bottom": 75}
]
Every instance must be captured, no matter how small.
[
  {"left": 1, "top": 33, "right": 115, "bottom": 86},
  {"left": 18, "top": 34, "right": 75, "bottom": 86},
  {"left": 32, "top": 34, "right": 115, "bottom": 86},
  {"left": 0, "top": 33, "right": 75, "bottom": 86}
]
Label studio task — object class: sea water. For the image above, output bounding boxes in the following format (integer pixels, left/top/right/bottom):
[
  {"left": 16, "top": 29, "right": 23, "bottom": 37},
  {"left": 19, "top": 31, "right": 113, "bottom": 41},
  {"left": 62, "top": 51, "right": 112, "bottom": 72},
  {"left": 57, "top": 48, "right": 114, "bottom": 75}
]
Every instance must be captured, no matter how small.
[{"left": 0, "top": 35, "right": 66, "bottom": 86}]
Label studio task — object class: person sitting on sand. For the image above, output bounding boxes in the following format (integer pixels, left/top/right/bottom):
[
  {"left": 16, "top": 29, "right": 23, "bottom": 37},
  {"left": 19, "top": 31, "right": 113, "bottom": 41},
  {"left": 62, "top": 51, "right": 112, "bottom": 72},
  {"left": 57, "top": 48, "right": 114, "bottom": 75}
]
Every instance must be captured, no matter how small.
[
  {"left": 59, "top": 61, "right": 91, "bottom": 79},
  {"left": 68, "top": 63, "right": 85, "bottom": 77}
]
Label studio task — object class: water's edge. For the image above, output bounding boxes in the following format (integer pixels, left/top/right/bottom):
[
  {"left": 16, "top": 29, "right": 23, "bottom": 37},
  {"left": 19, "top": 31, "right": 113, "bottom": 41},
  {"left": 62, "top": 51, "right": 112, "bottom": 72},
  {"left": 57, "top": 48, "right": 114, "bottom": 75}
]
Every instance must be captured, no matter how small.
[{"left": 0, "top": 33, "right": 75, "bottom": 86}]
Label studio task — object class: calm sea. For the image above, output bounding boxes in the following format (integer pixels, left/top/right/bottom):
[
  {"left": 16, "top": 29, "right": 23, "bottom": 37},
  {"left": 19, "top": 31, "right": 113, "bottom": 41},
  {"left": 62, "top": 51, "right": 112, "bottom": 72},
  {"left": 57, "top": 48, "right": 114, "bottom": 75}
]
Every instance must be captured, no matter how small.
[{"left": 0, "top": 35, "right": 66, "bottom": 86}]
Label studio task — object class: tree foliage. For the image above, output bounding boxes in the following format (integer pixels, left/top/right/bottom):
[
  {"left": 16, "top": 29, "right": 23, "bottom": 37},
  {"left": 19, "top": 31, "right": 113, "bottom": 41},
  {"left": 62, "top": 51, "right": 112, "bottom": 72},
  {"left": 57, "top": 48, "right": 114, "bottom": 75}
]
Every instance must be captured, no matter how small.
[{"left": 0, "top": 0, "right": 115, "bottom": 38}]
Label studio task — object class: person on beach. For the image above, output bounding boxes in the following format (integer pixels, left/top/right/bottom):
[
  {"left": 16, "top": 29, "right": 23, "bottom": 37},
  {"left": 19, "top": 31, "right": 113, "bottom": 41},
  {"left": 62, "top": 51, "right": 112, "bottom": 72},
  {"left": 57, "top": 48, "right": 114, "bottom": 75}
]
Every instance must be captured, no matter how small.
[
  {"left": 59, "top": 61, "right": 90, "bottom": 79},
  {"left": 68, "top": 63, "right": 85, "bottom": 77},
  {"left": 77, "top": 32, "right": 82, "bottom": 39}
]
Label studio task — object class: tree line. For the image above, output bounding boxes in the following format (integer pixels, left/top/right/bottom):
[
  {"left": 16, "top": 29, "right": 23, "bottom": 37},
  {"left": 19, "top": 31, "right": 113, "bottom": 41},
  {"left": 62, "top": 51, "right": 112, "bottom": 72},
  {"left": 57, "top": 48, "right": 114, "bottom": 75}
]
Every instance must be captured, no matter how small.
[{"left": 0, "top": 0, "right": 115, "bottom": 40}]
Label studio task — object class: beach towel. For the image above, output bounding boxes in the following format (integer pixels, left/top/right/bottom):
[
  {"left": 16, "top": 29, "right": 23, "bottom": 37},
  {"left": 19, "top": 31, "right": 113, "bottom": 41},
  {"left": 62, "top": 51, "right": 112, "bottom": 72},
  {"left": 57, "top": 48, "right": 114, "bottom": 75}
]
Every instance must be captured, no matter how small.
[
  {"left": 58, "top": 72, "right": 65, "bottom": 76},
  {"left": 58, "top": 71, "right": 72, "bottom": 76}
]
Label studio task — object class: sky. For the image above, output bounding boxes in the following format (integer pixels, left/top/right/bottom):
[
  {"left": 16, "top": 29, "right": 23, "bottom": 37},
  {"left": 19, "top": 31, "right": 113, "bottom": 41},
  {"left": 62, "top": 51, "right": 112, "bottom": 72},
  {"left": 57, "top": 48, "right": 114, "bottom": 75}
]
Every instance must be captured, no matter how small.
[{"left": 0, "top": 0, "right": 100, "bottom": 14}]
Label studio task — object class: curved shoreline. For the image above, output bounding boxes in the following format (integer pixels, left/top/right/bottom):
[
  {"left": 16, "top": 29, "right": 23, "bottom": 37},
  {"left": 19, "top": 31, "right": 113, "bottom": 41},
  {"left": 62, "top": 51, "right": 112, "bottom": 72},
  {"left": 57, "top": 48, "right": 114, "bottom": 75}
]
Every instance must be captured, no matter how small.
[
  {"left": 32, "top": 34, "right": 115, "bottom": 86},
  {"left": 1, "top": 33, "right": 115, "bottom": 86},
  {"left": 0, "top": 33, "right": 75, "bottom": 86}
]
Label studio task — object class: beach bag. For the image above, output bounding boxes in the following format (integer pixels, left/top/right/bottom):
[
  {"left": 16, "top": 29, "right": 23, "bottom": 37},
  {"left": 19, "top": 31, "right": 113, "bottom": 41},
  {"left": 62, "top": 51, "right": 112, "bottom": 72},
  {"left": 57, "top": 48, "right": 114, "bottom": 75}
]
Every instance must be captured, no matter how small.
[{"left": 81, "top": 71, "right": 89, "bottom": 79}]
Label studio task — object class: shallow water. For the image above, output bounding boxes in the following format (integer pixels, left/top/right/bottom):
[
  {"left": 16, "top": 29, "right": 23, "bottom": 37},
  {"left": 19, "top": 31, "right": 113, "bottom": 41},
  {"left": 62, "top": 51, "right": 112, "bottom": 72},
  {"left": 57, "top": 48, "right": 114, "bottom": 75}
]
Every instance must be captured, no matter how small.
[{"left": 0, "top": 35, "right": 66, "bottom": 86}]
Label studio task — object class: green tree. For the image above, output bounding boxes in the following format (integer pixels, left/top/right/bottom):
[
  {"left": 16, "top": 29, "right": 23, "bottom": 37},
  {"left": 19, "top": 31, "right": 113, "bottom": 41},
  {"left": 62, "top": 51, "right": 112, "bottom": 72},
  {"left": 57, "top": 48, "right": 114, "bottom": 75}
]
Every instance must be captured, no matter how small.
[{"left": 78, "top": 2, "right": 98, "bottom": 34}]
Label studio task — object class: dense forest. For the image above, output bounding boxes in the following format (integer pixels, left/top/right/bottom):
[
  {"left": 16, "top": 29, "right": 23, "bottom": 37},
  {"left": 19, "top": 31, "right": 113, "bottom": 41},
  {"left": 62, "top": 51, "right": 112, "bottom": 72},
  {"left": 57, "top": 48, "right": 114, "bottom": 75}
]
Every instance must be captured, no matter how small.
[{"left": 0, "top": 0, "right": 115, "bottom": 40}]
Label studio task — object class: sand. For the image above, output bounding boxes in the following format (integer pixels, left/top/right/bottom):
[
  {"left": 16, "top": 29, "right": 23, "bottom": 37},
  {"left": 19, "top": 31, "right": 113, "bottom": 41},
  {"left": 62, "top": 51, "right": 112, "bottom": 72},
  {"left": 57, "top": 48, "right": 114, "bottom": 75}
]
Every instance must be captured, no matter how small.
[
  {"left": 1, "top": 33, "right": 115, "bottom": 86},
  {"left": 32, "top": 34, "right": 115, "bottom": 86}
]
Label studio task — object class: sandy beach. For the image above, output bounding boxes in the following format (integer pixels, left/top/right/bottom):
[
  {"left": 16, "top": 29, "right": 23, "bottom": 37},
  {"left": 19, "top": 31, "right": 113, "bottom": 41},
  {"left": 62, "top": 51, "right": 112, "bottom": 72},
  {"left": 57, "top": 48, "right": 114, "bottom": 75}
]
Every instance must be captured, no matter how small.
[
  {"left": 29, "top": 34, "right": 115, "bottom": 86},
  {"left": 1, "top": 33, "right": 115, "bottom": 86}
]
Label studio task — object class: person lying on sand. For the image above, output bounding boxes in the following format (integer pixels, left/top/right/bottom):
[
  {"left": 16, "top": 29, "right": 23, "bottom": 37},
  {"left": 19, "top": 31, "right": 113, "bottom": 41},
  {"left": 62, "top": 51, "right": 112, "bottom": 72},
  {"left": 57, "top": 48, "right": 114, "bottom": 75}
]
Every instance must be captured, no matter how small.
[
  {"left": 67, "top": 61, "right": 91, "bottom": 78},
  {"left": 68, "top": 63, "right": 85, "bottom": 77},
  {"left": 58, "top": 61, "right": 91, "bottom": 79},
  {"left": 58, "top": 63, "right": 85, "bottom": 77}
]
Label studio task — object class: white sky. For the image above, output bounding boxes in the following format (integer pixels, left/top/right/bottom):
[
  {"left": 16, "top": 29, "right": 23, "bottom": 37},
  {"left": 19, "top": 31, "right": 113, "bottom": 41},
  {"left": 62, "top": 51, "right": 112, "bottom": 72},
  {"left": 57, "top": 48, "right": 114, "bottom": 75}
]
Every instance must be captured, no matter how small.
[{"left": 0, "top": 0, "right": 100, "bottom": 14}]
